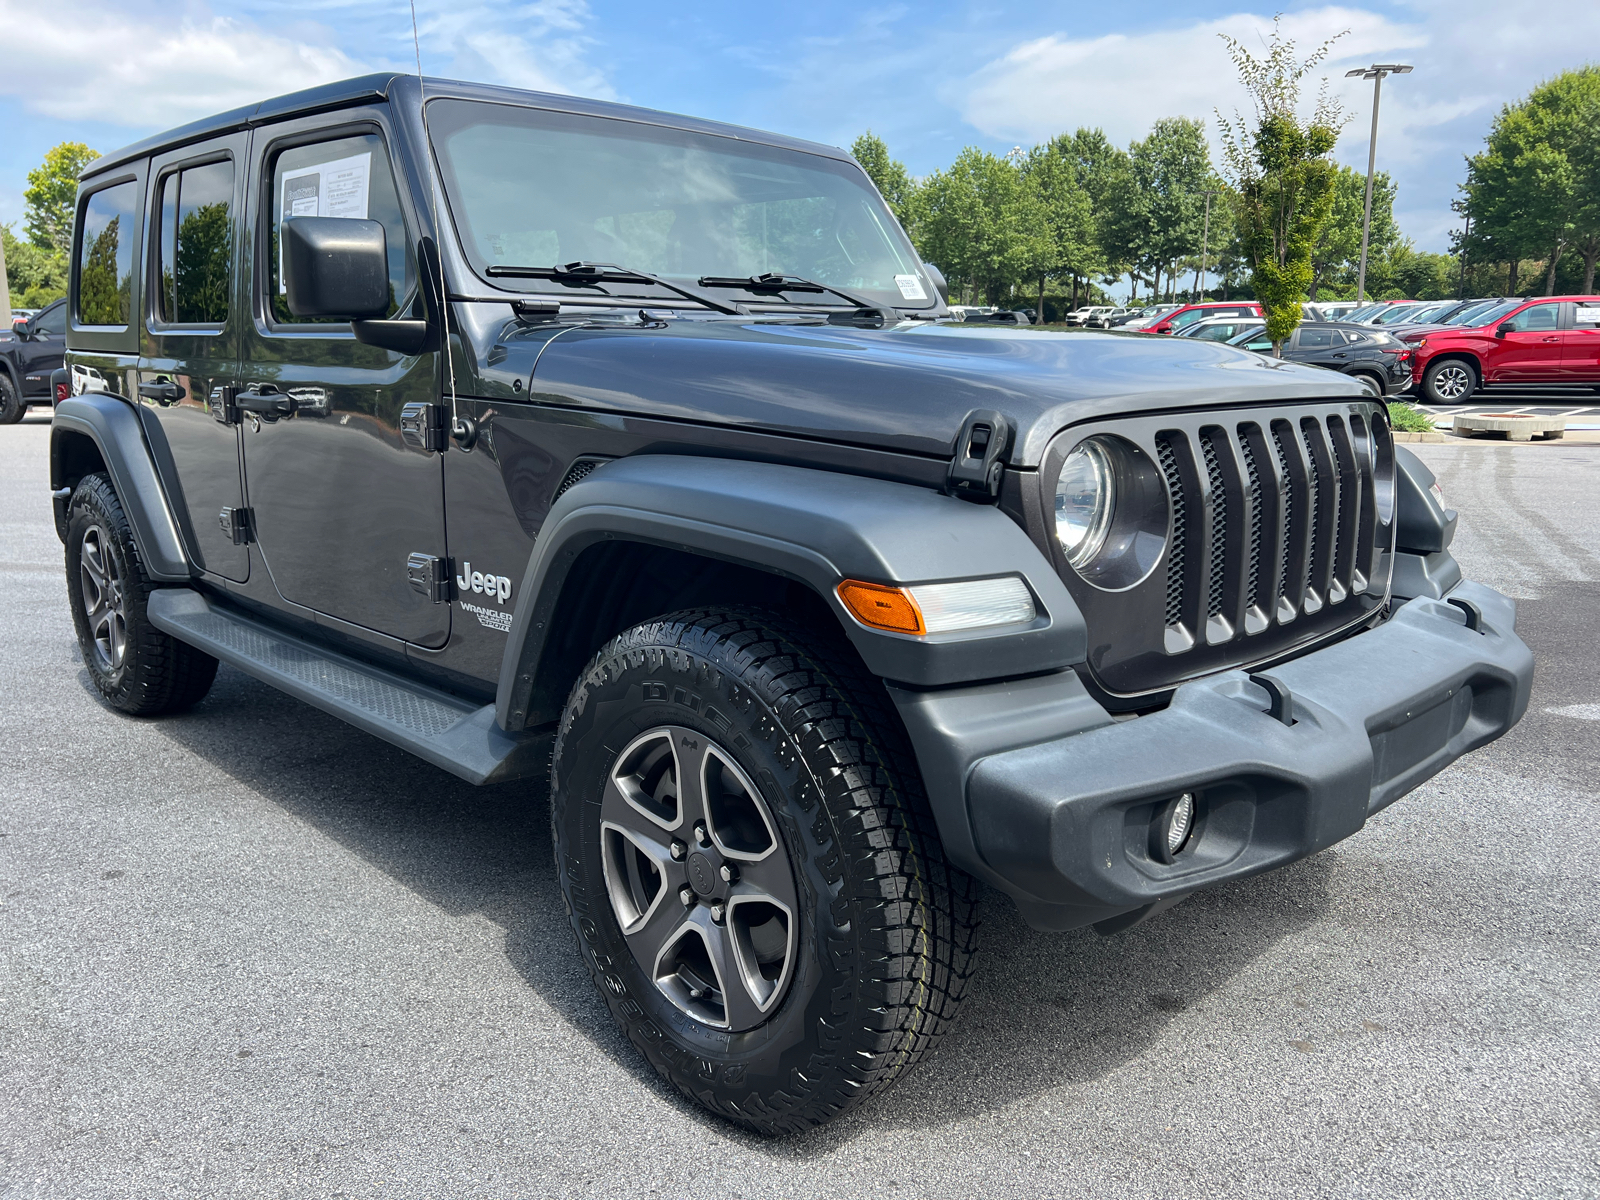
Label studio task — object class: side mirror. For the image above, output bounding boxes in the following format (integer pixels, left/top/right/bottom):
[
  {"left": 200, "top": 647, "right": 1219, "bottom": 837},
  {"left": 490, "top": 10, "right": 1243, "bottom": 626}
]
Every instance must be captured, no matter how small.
[
  {"left": 282, "top": 217, "right": 391, "bottom": 320},
  {"left": 1495, "top": 322, "right": 1515, "bottom": 338},
  {"left": 922, "top": 262, "right": 951, "bottom": 304}
]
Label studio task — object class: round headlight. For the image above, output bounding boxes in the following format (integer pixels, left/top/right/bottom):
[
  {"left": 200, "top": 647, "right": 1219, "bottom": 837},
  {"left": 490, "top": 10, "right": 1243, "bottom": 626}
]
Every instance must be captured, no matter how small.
[
  {"left": 1051, "top": 434, "right": 1170, "bottom": 590},
  {"left": 1056, "top": 440, "right": 1116, "bottom": 568}
]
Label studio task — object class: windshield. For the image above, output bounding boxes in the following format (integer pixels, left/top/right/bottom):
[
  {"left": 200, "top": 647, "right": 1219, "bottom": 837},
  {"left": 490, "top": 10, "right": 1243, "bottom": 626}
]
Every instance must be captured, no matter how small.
[
  {"left": 1345, "top": 303, "right": 1387, "bottom": 322},
  {"left": 1458, "top": 300, "right": 1520, "bottom": 327},
  {"left": 1371, "top": 304, "right": 1425, "bottom": 325},
  {"left": 427, "top": 99, "right": 931, "bottom": 310}
]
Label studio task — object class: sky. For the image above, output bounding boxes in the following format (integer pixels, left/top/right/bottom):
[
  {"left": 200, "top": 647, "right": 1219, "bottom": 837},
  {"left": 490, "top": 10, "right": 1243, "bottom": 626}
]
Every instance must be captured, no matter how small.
[{"left": 1, "top": 0, "right": 1597, "bottom": 260}]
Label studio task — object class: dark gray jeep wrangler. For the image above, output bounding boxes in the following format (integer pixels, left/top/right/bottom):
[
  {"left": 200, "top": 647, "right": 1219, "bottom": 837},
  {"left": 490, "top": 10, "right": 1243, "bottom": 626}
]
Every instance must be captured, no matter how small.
[{"left": 51, "top": 73, "right": 1533, "bottom": 1133}]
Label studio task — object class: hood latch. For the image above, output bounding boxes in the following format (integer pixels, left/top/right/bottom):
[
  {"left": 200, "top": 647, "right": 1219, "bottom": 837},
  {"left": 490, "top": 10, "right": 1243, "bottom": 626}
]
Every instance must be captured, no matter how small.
[{"left": 946, "top": 409, "right": 1011, "bottom": 503}]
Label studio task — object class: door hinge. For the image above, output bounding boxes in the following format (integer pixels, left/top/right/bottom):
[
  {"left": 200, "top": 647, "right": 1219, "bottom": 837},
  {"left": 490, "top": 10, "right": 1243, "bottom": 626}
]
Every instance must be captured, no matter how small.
[
  {"left": 210, "top": 385, "right": 240, "bottom": 426},
  {"left": 946, "top": 409, "right": 1011, "bottom": 503},
  {"left": 406, "top": 553, "right": 454, "bottom": 603},
  {"left": 219, "top": 506, "right": 254, "bottom": 545},
  {"left": 400, "top": 402, "right": 449, "bottom": 453}
]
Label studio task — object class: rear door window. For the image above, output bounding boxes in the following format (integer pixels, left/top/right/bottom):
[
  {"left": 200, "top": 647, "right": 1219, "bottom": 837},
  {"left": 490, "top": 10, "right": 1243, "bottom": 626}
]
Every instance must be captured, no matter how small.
[
  {"left": 76, "top": 181, "right": 139, "bottom": 326},
  {"left": 154, "top": 160, "right": 234, "bottom": 325}
]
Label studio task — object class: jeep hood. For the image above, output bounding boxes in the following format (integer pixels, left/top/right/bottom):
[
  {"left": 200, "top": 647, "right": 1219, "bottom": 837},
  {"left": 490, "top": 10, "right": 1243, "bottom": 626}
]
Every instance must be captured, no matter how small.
[{"left": 514, "top": 319, "right": 1366, "bottom": 469}]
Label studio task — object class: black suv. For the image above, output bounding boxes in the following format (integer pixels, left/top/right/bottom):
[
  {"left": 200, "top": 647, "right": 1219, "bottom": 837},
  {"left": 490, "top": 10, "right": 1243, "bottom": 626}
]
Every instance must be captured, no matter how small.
[
  {"left": 1, "top": 298, "right": 66, "bottom": 421},
  {"left": 1229, "top": 321, "right": 1416, "bottom": 395},
  {"left": 50, "top": 74, "right": 1532, "bottom": 1134}
]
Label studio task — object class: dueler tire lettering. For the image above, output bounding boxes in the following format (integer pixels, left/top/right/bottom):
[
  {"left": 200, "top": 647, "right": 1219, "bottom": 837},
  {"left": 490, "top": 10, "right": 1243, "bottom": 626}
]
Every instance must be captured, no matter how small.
[
  {"left": 551, "top": 606, "right": 979, "bottom": 1134},
  {"left": 65, "top": 473, "right": 218, "bottom": 716}
]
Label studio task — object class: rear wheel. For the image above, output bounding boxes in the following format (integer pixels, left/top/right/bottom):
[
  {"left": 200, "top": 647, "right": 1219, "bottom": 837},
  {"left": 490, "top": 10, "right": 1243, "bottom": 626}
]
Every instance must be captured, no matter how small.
[
  {"left": 0, "top": 373, "right": 24, "bottom": 424},
  {"left": 1422, "top": 358, "right": 1477, "bottom": 404},
  {"left": 552, "top": 607, "right": 978, "bottom": 1133},
  {"left": 65, "top": 473, "right": 218, "bottom": 715}
]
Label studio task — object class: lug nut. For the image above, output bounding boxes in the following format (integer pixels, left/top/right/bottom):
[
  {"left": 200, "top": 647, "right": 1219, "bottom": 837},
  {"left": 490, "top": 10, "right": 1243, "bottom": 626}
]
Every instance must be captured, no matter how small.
[
  {"left": 693, "top": 822, "right": 711, "bottom": 847},
  {"left": 679, "top": 885, "right": 696, "bottom": 907},
  {"left": 710, "top": 902, "right": 726, "bottom": 924},
  {"left": 669, "top": 840, "right": 687, "bottom": 861},
  {"left": 719, "top": 863, "right": 738, "bottom": 884}
]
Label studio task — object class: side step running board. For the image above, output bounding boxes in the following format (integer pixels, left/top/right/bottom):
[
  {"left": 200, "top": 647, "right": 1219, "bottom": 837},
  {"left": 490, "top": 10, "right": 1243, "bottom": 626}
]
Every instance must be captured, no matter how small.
[{"left": 147, "top": 588, "right": 549, "bottom": 786}]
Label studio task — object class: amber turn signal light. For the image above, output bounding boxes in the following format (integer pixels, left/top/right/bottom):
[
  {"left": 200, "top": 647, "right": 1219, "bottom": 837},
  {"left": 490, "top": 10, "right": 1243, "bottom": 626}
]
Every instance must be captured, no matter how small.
[{"left": 836, "top": 580, "right": 924, "bottom": 634}]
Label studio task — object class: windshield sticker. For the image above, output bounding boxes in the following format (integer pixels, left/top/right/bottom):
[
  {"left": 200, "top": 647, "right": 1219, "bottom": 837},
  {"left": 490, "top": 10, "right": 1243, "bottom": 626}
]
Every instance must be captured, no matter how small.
[
  {"left": 894, "top": 274, "right": 928, "bottom": 301},
  {"left": 279, "top": 152, "right": 372, "bottom": 292}
]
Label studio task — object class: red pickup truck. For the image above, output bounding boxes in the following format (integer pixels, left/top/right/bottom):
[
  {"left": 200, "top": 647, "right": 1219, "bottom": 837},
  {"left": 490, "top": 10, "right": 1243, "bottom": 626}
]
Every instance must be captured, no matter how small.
[{"left": 1411, "top": 296, "right": 1600, "bottom": 402}]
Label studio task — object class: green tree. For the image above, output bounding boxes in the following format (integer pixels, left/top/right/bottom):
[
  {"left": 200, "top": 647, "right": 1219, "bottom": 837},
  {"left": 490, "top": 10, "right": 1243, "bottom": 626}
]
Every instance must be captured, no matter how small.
[
  {"left": 919, "top": 148, "right": 1044, "bottom": 305},
  {"left": 1462, "top": 67, "right": 1600, "bottom": 294},
  {"left": 1309, "top": 165, "right": 1397, "bottom": 299},
  {"left": 1217, "top": 18, "right": 1347, "bottom": 353},
  {"left": 1, "top": 223, "right": 69, "bottom": 308},
  {"left": 1129, "top": 118, "right": 1213, "bottom": 302},
  {"left": 850, "top": 132, "right": 919, "bottom": 236},
  {"left": 1022, "top": 137, "right": 1100, "bottom": 311},
  {"left": 24, "top": 141, "right": 99, "bottom": 255}
]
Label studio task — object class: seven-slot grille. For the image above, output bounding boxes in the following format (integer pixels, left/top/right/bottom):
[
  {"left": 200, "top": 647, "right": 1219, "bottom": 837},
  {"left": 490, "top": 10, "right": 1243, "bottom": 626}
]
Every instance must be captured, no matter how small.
[
  {"left": 1043, "top": 400, "right": 1394, "bottom": 698},
  {"left": 1154, "top": 411, "right": 1383, "bottom": 654}
]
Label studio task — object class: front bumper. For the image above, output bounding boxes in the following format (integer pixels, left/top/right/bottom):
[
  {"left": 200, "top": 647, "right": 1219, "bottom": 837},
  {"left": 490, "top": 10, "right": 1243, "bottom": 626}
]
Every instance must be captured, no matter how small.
[{"left": 958, "top": 581, "right": 1532, "bottom": 930}]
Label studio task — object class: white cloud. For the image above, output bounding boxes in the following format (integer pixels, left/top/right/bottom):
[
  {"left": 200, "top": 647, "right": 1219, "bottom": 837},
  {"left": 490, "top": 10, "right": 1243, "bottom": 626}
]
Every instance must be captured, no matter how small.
[
  {"left": 416, "top": 0, "right": 617, "bottom": 100},
  {"left": 957, "top": 8, "right": 1427, "bottom": 150},
  {"left": 0, "top": 0, "right": 617, "bottom": 133},
  {"left": 0, "top": 0, "right": 368, "bottom": 128},
  {"left": 955, "top": 1, "right": 1600, "bottom": 251}
]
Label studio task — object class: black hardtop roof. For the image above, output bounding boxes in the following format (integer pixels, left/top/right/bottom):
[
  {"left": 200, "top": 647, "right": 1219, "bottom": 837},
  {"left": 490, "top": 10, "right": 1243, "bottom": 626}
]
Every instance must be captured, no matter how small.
[{"left": 83, "top": 73, "right": 853, "bottom": 179}]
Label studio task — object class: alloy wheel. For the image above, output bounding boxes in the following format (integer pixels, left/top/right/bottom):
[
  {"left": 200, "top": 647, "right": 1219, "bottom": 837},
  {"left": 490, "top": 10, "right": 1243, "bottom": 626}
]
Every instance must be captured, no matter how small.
[
  {"left": 1431, "top": 363, "right": 1473, "bottom": 402},
  {"left": 79, "top": 525, "right": 128, "bottom": 674},
  {"left": 600, "top": 726, "right": 799, "bottom": 1031}
]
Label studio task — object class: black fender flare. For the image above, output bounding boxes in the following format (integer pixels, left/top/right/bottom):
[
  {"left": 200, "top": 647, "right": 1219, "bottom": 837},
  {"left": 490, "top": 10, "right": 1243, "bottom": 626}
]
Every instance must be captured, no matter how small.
[
  {"left": 495, "top": 455, "right": 1086, "bottom": 729},
  {"left": 51, "top": 393, "right": 191, "bottom": 581}
]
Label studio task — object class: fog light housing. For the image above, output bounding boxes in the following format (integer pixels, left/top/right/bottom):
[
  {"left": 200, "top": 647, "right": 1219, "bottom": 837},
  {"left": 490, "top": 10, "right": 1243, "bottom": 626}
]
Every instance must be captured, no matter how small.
[{"left": 1151, "top": 792, "right": 1195, "bottom": 863}]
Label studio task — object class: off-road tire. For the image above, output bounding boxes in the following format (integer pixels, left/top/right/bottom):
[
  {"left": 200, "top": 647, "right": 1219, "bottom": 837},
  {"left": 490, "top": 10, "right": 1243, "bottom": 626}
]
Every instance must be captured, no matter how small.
[
  {"left": 65, "top": 473, "right": 218, "bottom": 715},
  {"left": 1421, "top": 357, "right": 1478, "bottom": 405},
  {"left": 0, "top": 373, "right": 24, "bottom": 424},
  {"left": 552, "top": 606, "right": 978, "bottom": 1134}
]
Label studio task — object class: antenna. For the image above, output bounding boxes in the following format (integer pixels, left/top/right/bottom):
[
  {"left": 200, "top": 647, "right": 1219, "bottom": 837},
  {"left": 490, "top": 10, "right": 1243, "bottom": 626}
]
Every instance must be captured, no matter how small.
[{"left": 409, "top": 0, "right": 459, "bottom": 431}]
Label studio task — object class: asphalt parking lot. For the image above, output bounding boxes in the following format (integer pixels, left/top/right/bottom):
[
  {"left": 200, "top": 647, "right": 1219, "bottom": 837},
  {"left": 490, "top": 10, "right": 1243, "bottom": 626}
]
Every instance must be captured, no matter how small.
[{"left": 3, "top": 410, "right": 1597, "bottom": 1199}]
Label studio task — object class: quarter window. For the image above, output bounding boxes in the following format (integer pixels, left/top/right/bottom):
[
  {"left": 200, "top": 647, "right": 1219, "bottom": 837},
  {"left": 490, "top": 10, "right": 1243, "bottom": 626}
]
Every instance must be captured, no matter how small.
[
  {"left": 266, "top": 133, "right": 414, "bottom": 325},
  {"left": 76, "top": 182, "right": 138, "bottom": 326},
  {"left": 155, "top": 160, "right": 234, "bottom": 325}
]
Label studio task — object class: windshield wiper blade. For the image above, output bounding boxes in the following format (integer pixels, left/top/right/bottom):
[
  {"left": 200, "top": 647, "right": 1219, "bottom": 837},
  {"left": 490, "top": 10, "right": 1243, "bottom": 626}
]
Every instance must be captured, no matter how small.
[
  {"left": 485, "top": 261, "right": 747, "bottom": 316},
  {"left": 697, "top": 272, "right": 897, "bottom": 324}
]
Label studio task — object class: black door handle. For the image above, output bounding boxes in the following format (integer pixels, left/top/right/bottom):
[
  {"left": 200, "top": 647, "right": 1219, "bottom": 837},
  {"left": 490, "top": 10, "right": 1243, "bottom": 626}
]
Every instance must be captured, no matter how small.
[
  {"left": 235, "top": 388, "right": 295, "bottom": 416},
  {"left": 138, "top": 380, "right": 187, "bottom": 404}
]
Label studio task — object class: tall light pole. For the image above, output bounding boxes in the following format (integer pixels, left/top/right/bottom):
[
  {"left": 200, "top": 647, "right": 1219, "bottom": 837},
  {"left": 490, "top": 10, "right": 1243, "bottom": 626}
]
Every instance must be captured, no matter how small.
[
  {"left": 1195, "top": 188, "right": 1220, "bottom": 301},
  {"left": 1346, "top": 63, "right": 1413, "bottom": 304}
]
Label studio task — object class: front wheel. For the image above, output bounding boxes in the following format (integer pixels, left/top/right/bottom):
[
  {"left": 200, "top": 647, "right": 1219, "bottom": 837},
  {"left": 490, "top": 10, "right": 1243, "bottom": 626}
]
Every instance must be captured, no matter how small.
[
  {"left": 552, "top": 607, "right": 978, "bottom": 1133},
  {"left": 1421, "top": 358, "right": 1477, "bottom": 404}
]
